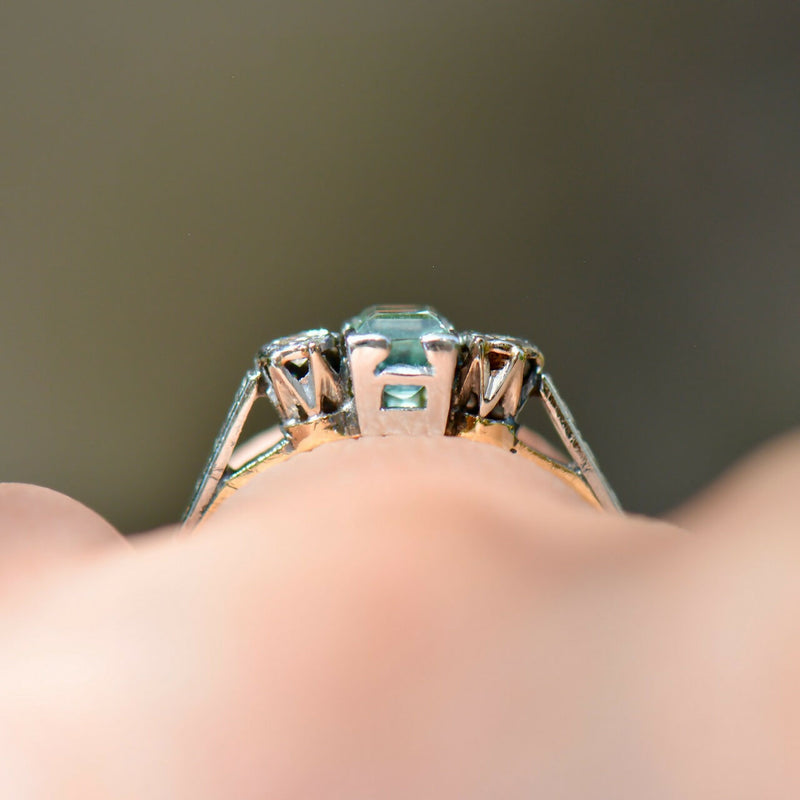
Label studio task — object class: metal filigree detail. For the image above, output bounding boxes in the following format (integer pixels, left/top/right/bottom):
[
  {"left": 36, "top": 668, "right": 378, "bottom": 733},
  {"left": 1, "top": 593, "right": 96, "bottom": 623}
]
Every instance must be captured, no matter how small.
[
  {"left": 454, "top": 333, "right": 544, "bottom": 426},
  {"left": 258, "top": 329, "right": 350, "bottom": 435}
]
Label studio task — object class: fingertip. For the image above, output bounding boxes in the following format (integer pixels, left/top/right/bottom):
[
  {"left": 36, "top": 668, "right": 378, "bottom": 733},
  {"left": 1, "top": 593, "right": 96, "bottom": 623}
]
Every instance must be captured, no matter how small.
[
  {"left": 0, "top": 483, "right": 129, "bottom": 597},
  {"left": 668, "top": 429, "right": 800, "bottom": 538}
]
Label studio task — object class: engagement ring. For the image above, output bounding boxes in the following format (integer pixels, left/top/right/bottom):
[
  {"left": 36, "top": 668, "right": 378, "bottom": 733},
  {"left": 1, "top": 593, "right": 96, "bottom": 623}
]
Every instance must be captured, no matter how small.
[{"left": 184, "top": 305, "right": 621, "bottom": 529}]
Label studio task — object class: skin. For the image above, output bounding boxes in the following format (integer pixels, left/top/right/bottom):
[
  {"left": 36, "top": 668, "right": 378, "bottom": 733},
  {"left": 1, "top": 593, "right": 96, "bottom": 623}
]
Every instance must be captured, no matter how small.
[{"left": 0, "top": 430, "right": 799, "bottom": 799}]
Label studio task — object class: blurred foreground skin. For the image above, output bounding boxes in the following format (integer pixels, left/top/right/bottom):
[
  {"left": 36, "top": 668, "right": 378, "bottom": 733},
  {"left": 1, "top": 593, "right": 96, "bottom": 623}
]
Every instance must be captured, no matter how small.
[{"left": 1, "top": 432, "right": 800, "bottom": 799}]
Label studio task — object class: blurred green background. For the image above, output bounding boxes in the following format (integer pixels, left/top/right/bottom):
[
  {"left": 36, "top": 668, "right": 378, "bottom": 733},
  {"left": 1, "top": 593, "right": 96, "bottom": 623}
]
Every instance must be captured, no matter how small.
[{"left": 1, "top": 1, "right": 798, "bottom": 532}]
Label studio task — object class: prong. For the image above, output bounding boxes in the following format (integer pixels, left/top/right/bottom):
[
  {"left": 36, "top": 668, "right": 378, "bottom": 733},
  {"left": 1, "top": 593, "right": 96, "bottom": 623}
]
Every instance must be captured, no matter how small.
[
  {"left": 261, "top": 329, "right": 349, "bottom": 427},
  {"left": 454, "top": 333, "right": 542, "bottom": 424}
]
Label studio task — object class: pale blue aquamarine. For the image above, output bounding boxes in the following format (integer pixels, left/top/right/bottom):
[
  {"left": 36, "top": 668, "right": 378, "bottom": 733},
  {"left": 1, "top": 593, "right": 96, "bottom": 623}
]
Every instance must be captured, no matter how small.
[
  {"left": 381, "top": 384, "right": 427, "bottom": 410},
  {"left": 351, "top": 305, "right": 453, "bottom": 410},
  {"left": 353, "top": 305, "right": 452, "bottom": 370}
]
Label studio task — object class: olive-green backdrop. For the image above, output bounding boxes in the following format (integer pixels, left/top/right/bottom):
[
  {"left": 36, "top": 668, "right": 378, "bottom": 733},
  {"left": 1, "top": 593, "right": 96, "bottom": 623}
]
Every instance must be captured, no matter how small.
[{"left": 1, "top": 1, "right": 798, "bottom": 532}]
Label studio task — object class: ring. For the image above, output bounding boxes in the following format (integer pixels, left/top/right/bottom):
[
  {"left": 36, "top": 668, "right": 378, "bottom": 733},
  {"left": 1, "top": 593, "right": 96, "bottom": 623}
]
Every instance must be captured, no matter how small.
[{"left": 183, "top": 305, "right": 621, "bottom": 530}]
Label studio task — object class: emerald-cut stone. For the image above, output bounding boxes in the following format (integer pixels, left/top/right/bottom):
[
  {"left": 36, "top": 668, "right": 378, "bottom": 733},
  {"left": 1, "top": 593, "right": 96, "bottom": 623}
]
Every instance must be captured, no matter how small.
[
  {"left": 352, "top": 305, "right": 453, "bottom": 371},
  {"left": 381, "top": 384, "right": 427, "bottom": 410}
]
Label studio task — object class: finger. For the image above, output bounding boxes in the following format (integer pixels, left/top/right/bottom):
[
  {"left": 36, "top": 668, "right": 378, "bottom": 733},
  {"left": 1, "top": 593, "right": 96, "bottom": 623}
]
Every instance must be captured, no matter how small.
[
  {"left": 0, "top": 437, "right": 677, "bottom": 800},
  {"left": 633, "top": 434, "right": 800, "bottom": 796},
  {"left": 0, "top": 483, "right": 129, "bottom": 602},
  {"left": 668, "top": 429, "right": 800, "bottom": 537},
  {"left": 203, "top": 434, "right": 679, "bottom": 581},
  {"left": 221, "top": 422, "right": 595, "bottom": 542}
]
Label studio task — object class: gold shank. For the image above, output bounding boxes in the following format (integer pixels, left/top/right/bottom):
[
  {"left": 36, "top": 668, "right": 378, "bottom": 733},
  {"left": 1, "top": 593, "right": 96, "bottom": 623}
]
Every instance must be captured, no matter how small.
[
  {"left": 455, "top": 416, "right": 600, "bottom": 509},
  {"left": 201, "top": 418, "right": 600, "bottom": 522}
]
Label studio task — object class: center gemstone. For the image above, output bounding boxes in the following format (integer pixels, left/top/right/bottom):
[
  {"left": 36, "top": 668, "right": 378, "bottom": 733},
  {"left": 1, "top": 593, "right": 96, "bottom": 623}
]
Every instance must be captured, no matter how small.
[
  {"left": 352, "top": 305, "right": 453, "bottom": 371},
  {"left": 381, "top": 384, "right": 427, "bottom": 410}
]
